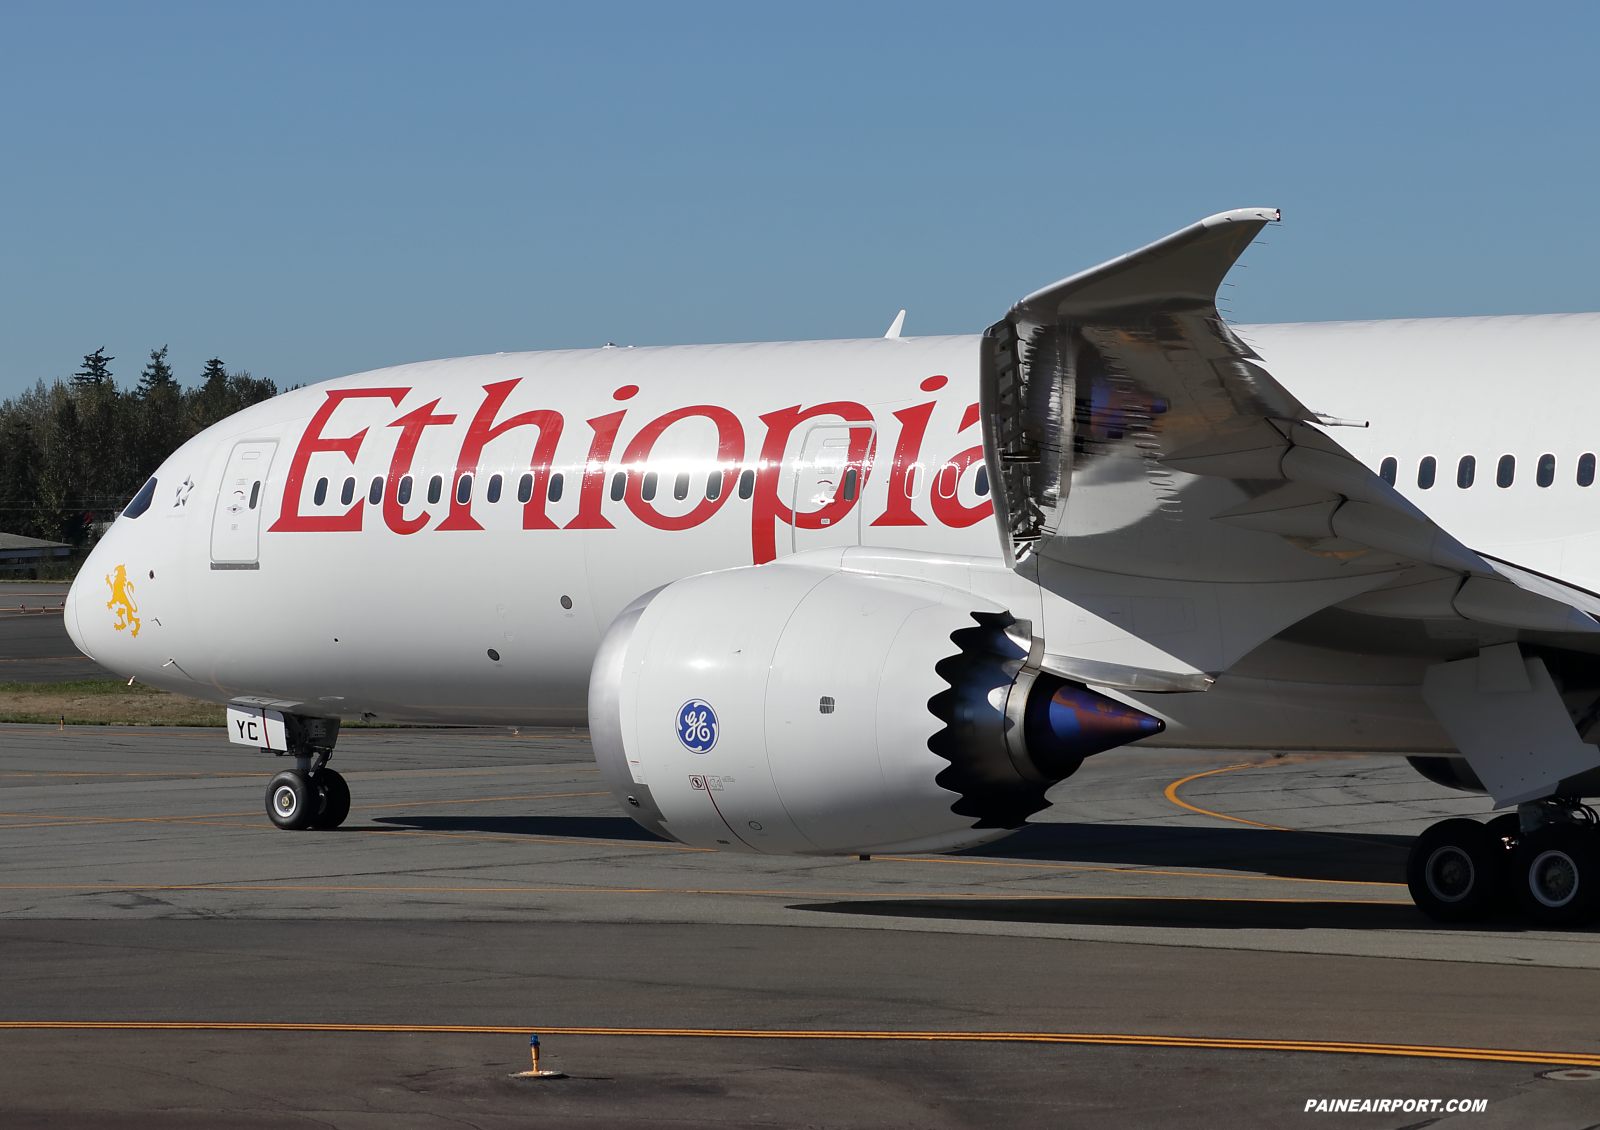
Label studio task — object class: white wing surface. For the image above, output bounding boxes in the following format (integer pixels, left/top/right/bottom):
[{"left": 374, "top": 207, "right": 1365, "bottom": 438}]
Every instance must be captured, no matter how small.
[
  {"left": 972, "top": 211, "right": 1600, "bottom": 659},
  {"left": 978, "top": 209, "right": 1600, "bottom": 803}
]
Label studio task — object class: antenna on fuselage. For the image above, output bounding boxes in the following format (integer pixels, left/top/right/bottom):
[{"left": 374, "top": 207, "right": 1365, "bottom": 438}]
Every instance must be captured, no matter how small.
[{"left": 884, "top": 310, "right": 906, "bottom": 339}]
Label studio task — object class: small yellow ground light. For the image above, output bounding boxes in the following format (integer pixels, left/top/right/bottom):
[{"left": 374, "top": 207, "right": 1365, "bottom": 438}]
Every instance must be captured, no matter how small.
[{"left": 510, "top": 1033, "right": 565, "bottom": 1079}]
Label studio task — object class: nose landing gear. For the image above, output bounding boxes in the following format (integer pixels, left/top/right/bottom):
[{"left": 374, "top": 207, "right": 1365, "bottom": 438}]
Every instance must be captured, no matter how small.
[
  {"left": 1409, "top": 799, "right": 1600, "bottom": 925},
  {"left": 253, "top": 713, "right": 349, "bottom": 831},
  {"left": 265, "top": 766, "right": 351, "bottom": 830},
  {"left": 266, "top": 769, "right": 316, "bottom": 829}
]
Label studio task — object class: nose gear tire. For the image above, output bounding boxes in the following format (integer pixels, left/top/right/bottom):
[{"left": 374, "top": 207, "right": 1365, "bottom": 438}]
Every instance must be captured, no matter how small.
[
  {"left": 312, "top": 768, "right": 351, "bottom": 829},
  {"left": 265, "top": 770, "right": 317, "bottom": 831}
]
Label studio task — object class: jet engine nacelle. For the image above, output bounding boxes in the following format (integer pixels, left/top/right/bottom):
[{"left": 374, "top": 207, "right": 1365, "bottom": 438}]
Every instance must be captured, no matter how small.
[{"left": 589, "top": 562, "right": 1163, "bottom": 855}]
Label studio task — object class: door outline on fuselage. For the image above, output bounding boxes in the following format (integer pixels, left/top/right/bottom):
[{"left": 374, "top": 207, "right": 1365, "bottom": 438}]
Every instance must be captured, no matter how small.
[
  {"left": 788, "top": 421, "right": 876, "bottom": 555},
  {"left": 211, "top": 440, "right": 279, "bottom": 569}
]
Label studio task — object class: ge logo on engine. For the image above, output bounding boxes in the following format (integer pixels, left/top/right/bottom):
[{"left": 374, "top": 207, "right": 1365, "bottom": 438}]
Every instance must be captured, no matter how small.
[{"left": 676, "top": 699, "right": 718, "bottom": 753}]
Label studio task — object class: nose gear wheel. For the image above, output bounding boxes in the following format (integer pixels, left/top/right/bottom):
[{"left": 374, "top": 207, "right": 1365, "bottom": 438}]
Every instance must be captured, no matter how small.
[{"left": 265, "top": 770, "right": 317, "bottom": 831}]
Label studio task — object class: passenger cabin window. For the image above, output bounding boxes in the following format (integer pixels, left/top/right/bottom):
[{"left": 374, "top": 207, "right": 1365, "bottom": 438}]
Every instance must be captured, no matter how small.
[
  {"left": 1537, "top": 454, "right": 1556, "bottom": 487},
  {"left": 456, "top": 475, "right": 472, "bottom": 504},
  {"left": 738, "top": 469, "right": 755, "bottom": 499},
  {"left": 641, "top": 472, "right": 658, "bottom": 502},
  {"left": 610, "top": 472, "right": 626, "bottom": 502},
  {"left": 1496, "top": 454, "right": 1515, "bottom": 488},
  {"left": 1418, "top": 456, "right": 1436, "bottom": 489},
  {"left": 427, "top": 476, "right": 443, "bottom": 505},
  {"left": 122, "top": 476, "right": 158, "bottom": 519},
  {"left": 341, "top": 477, "right": 355, "bottom": 506},
  {"left": 398, "top": 476, "right": 413, "bottom": 505},
  {"left": 547, "top": 473, "right": 563, "bottom": 502},
  {"left": 517, "top": 474, "right": 533, "bottom": 503},
  {"left": 975, "top": 465, "right": 990, "bottom": 497},
  {"left": 1581, "top": 454, "right": 1596, "bottom": 487},
  {"left": 314, "top": 477, "right": 328, "bottom": 506},
  {"left": 369, "top": 477, "right": 383, "bottom": 505},
  {"left": 1379, "top": 457, "right": 1397, "bottom": 485},
  {"left": 1457, "top": 455, "right": 1475, "bottom": 489},
  {"left": 706, "top": 471, "right": 722, "bottom": 501},
  {"left": 673, "top": 471, "right": 690, "bottom": 501},
  {"left": 486, "top": 474, "right": 502, "bottom": 504}
]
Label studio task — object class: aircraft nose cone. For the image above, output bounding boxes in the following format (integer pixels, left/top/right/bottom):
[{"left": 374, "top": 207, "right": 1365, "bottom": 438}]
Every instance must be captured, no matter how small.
[{"left": 63, "top": 571, "right": 93, "bottom": 659}]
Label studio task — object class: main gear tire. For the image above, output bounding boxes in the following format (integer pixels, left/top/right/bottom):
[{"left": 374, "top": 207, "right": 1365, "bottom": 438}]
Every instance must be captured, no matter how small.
[
  {"left": 1406, "top": 818, "right": 1503, "bottom": 922},
  {"left": 1511, "top": 825, "right": 1600, "bottom": 926}
]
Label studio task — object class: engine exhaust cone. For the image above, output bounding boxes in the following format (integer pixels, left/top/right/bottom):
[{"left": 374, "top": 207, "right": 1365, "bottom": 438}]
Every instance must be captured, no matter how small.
[{"left": 1025, "top": 677, "right": 1165, "bottom": 777}]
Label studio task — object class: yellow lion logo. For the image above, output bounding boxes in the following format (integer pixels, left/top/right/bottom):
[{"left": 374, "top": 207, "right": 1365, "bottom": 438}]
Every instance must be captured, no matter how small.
[{"left": 105, "top": 564, "right": 140, "bottom": 638}]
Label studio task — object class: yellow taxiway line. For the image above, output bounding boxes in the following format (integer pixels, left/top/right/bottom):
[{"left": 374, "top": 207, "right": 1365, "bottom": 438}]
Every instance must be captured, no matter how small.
[
  {"left": 1164, "top": 763, "right": 1293, "bottom": 829},
  {"left": 0, "top": 1021, "right": 1588, "bottom": 1066}
]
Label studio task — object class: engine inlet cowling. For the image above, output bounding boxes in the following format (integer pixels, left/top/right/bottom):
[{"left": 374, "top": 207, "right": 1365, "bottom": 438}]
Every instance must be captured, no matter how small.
[{"left": 929, "top": 611, "right": 1164, "bottom": 828}]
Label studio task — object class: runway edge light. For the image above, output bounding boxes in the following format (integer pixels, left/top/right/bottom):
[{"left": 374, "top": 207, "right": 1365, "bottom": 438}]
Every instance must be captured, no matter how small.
[{"left": 510, "top": 1032, "right": 565, "bottom": 1079}]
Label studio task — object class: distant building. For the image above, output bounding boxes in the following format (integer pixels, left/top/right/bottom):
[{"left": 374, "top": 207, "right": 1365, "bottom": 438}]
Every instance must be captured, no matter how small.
[{"left": 0, "top": 533, "right": 73, "bottom": 574}]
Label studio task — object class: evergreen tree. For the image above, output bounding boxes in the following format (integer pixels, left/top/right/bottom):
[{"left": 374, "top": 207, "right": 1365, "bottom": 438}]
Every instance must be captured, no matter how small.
[
  {"left": 138, "top": 345, "right": 177, "bottom": 394},
  {"left": 226, "top": 369, "right": 279, "bottom": 409},
  {"left": 72, "top": 347, "right": 114, "bottom": 389},
  {"left": 0, "top": 346, "right": 280, "bottom": 551},
  {"left": 189, "top": 359, "right": 277, "bottom": 432},
  {"left": 38, "top": 393, "right": 83, "bottom": 542},
  {"left": 188, "top": 357, "right": 231, "bottom": 431},
  {"left": 0, "top": 417, "right": 42, "bottom": 539},
  {"left": 135, "top": 345, "right": 185, "bottom": 478}
]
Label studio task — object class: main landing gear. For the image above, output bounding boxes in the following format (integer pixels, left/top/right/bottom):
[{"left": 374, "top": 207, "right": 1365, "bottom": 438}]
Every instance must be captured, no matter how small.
[
  {"left": 265, "top": 756, "right": 351, "bottom": 831},
  {"left": 1408, "top": 799, "right": 1600, "bottom": 925}
]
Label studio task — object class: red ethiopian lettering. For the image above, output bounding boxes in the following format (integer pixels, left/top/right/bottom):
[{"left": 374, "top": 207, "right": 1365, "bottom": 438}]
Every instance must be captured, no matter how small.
[
  {"left": 751, "top": 402, "right": 874, "bottom": 564},
  {"left": 565, "top": 410, "right": 627, "bottom": 530},
  {"left": 383, "top": 400, "right": 457, "bottom": 535},
  {"left": 619, "top": 406, "right": 745, "bottom": 532},
  {"left": 436, "top": 379, "right": 564, "bottom": 531},
  {"left": 268, "top": 387, "right": 408, "bottom": 533},
  {"left": 930, "top": 402, "right": 993, "bottom": 529},
  {"left": 870, "top": 402, "right": 934, "bottom": 527}
]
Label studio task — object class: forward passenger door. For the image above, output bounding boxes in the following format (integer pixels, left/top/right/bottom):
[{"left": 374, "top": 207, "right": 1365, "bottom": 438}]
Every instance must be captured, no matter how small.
[{"left": 211, "top": 441, "right": 278, "bottom": 569}]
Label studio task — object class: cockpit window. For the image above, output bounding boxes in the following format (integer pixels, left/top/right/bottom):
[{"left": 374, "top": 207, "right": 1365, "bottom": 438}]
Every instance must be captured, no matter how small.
[{"left": 122, "top": 477, "right": 158, "bottom": 519}]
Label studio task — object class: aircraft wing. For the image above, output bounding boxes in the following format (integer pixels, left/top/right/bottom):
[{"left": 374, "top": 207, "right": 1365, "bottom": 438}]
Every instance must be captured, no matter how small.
[
  {"left": 979, "top": 208, "right": 1599, "bottom": 663},
  {"left": 977, "top": 208, "right": 1600, "bottom": 804}
]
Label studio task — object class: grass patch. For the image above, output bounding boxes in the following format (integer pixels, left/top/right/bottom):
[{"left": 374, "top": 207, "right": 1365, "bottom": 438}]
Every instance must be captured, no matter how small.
[{"left": 0, "top": 679, "right": 224, "bottom": 726}]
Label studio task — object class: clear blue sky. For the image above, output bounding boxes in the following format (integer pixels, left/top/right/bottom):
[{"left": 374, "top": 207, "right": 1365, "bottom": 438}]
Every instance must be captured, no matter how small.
[{"left": 1, "top": 1, "right": 1596, "bottom": 399}]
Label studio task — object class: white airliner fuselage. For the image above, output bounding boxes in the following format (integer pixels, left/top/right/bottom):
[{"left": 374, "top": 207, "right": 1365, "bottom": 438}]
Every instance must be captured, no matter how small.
[
  {"left": 57, "top": 210, "right": 1600, "bottom": 923},
  {"left": 67, "top": 313, "right": 1600, "bottom": 742}
]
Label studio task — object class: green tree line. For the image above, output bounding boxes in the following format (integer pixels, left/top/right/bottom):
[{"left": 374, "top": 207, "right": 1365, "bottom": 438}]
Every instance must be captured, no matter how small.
[{"left": 0, "top": 347, "right": 280, "bottom": 544}]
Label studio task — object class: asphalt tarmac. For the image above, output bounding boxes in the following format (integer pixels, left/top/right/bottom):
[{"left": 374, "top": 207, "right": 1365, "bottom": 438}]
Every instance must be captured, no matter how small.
[
  {"left": 0, "top": 581, "right": 113, "bottom": 682},
  {"left": 4, "top": 608, "right": 1600, "bottom": 1127}
]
